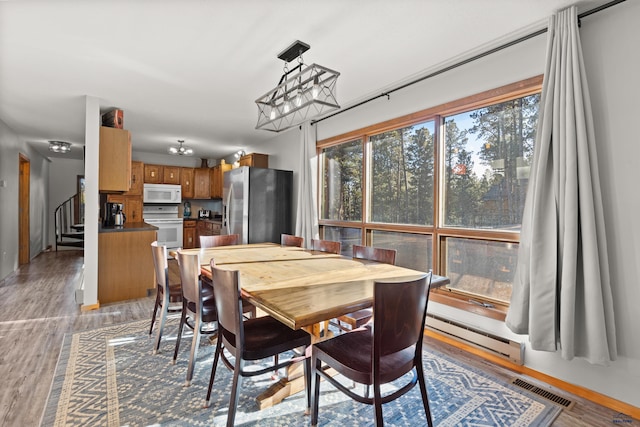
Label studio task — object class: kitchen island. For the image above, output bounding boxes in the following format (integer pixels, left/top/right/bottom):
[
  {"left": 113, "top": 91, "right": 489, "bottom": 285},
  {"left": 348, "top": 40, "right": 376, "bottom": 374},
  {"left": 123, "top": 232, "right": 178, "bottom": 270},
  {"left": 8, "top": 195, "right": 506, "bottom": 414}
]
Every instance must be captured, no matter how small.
[{"left": 98, "top": 222, "right": 158, "bottom": 304}]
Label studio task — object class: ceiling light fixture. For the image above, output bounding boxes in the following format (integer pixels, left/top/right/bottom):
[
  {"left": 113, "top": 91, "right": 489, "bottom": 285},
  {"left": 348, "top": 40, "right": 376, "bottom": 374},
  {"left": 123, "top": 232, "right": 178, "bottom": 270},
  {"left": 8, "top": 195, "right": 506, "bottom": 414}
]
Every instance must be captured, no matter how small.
[
  {"left": 168, "top": 139, "right": 193, "bottom": 156},
  {"left": 48, "top": 140, "right": 71, "bottom": 153},
  {"left": 255, "top": 40, "right": 340, "bottom": 132}
]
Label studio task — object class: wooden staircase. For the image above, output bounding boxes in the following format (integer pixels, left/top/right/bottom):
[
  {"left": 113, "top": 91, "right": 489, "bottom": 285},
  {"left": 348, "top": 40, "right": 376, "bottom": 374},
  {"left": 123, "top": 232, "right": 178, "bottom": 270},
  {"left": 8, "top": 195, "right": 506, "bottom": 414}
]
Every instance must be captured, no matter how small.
[{"left": 55, "top": 194, "right": 85, "bottom": 250}]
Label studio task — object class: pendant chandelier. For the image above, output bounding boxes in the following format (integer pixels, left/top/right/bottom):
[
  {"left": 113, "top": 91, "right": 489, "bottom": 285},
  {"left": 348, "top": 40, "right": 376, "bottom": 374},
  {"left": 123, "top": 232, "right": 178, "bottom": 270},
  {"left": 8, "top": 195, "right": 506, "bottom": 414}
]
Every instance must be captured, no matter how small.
[
  {"left": 168, "top": 139, "right": 193, "bottom": 156},
  {"left": 255, "top": 40, "right": 340, "bottom": 132},
  {"left": 49, "top": 140, "right": 71, "bottom": 153}
]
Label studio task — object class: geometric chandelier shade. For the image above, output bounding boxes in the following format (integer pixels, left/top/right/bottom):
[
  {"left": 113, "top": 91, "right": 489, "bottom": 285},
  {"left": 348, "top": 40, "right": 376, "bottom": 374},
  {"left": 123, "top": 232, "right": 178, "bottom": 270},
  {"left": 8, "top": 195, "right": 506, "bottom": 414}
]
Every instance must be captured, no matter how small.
[{"left": 256, "top": 41, "right": 340, "bottom": 132}]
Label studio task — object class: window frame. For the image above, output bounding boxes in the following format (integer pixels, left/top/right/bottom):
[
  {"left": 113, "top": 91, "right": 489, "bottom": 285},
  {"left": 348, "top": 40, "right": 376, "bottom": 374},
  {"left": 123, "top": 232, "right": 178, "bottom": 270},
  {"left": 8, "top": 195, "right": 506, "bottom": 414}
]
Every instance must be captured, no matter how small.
[{"left": 317, "top": 76, "right": 543, "bottom": 320}]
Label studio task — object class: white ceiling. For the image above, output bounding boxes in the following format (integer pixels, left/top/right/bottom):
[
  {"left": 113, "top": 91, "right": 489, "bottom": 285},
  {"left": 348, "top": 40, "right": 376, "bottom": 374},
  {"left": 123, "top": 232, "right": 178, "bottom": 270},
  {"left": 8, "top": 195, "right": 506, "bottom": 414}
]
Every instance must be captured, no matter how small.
[{"left": 0, "top": 0, "right": 605, "bottom": 161}]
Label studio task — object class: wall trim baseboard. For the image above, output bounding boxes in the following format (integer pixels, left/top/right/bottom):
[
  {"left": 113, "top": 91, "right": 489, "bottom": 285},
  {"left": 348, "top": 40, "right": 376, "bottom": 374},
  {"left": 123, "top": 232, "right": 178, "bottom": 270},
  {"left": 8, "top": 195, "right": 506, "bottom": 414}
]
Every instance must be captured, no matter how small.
[
  {"left": 80, "top": 302, "right": 100, "bottom": 312},
  {"left": 425, "top": 329, "right": 639, "bottom": 420}
]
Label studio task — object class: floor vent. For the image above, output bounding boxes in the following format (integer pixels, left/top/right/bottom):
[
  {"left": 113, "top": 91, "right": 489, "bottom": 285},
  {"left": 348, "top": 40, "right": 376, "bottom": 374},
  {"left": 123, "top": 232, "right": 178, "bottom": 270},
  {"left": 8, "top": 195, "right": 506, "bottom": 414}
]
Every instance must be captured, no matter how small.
[
  {"left": 511, "top": 378, "right": 575, "bottom": 409},
  {"left": 425, "top": 314, "right": 524, "bottom": 365}
]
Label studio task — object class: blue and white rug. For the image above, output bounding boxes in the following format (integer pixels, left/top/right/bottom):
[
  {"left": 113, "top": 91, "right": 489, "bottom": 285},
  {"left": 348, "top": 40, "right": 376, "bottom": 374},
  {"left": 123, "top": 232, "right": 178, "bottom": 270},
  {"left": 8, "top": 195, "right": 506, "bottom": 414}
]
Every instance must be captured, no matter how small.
[{"left": 42, "top": 317, "right": 562, "bottom": 426}]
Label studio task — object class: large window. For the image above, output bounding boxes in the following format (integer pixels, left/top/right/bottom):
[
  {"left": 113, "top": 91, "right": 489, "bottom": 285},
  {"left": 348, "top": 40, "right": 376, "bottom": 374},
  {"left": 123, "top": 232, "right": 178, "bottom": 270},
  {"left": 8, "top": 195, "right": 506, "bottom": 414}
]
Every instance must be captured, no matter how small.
[
  {"left": 370, "top": 121, "right": 435, "bottom": 226},
  {"left": 318, "top": 77, "right": 542, "bottom": 316}
]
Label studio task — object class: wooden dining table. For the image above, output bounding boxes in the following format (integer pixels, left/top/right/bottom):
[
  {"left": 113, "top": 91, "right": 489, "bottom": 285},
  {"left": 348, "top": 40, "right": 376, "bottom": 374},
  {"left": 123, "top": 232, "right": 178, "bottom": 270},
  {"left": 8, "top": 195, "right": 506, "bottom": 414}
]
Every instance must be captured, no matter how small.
[{"left": 174, "top": 243, "right": 450, "bottom": 408}]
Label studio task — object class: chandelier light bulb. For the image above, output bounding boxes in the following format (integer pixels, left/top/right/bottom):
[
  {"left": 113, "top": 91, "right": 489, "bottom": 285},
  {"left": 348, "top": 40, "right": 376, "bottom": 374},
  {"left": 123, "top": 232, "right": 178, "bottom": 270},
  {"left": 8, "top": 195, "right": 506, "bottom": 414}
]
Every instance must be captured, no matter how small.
[{"left": 312, "top": 76, "right": 320, "bottom": 99}]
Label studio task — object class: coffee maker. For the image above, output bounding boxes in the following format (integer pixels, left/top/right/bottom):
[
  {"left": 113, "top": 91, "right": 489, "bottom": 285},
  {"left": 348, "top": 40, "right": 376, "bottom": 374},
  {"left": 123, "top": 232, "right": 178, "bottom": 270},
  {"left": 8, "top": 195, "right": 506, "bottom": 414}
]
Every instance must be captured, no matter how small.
[{"left": 103, "top": 202, "right": 125, "bottom": 226}]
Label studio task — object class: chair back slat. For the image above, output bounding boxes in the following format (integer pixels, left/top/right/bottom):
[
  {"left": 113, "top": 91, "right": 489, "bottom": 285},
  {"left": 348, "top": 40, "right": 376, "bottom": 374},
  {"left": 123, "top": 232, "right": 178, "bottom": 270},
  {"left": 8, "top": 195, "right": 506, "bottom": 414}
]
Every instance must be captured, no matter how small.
[
  {"left": 373, "top": 272, "right": 432, "bottom": 357},
  {"left": 311, "top": 238, "right": 341, "bottom": 254},
  {"left": 151, "top": 241, "right": 169, "bottom": 292},
  {"left": 176, "top": 252, "right": 201, "bottom": 304},
  {"left": 281, "top": 234, "right": 304, "bottom": 248},
  {"left": 200, "top": 234, "right": 240, "bottom": 248},
  {"left": 352, "top": 244, "right": 396, "bottom": 265},
  {"left": 211, "top": 264, "right": 244, "bottom": 344}
]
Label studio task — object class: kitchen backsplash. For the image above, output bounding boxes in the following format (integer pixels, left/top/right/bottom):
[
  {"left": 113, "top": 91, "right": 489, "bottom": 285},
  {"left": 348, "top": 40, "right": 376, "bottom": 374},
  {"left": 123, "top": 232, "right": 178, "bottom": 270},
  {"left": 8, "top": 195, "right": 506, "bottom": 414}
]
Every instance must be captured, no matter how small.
[{"left": 181, "top": 199, "right": 222, "bottom": 218}]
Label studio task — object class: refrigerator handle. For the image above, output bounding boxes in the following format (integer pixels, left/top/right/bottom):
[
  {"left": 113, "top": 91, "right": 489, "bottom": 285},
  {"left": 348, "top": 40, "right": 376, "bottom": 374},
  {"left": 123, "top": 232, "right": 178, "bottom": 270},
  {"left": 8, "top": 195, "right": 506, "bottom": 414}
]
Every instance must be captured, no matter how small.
[{"left": 225, "top": 183, "right": 233, "bottom": 235}]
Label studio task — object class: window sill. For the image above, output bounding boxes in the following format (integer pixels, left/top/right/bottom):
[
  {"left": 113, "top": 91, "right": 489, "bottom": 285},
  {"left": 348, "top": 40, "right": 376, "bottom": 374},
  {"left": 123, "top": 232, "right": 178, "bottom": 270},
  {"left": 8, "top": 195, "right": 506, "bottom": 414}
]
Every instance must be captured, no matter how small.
[{"left": 430, "top": 289, "right": 508, "bottom": 322}]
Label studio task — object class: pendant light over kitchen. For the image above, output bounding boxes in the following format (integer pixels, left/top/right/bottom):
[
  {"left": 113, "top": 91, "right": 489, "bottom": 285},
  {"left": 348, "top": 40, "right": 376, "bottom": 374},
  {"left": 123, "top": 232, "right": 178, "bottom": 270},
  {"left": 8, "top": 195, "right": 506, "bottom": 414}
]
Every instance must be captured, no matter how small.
[{"left": 168, "top": 139, "right": 193, "bottom": 156}]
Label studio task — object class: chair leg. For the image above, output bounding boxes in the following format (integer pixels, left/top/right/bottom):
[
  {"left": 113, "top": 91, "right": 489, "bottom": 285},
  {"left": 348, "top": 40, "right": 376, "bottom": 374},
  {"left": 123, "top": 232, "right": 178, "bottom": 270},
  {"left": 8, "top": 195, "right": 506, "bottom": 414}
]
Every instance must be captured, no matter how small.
[
  {"left": 373, "top": 383, "right": 384, "bottom": 427},
  {"left": 153, "top": 302, "right": 168, "bottom": 354},
  {"left": 205, "top": 335, "right": 223, "bottom": 406},
  {"left": 149, "top": 290, "right": 161, "bottom": 334},
  {"left": 172, "top": 302, "right": 187, "bottom": 365},
  {"left": 310, "top": 354, "right": 322, "bottom": 426},
  {"left": 304, "top": 350, "right": 312, "bottom": 414},
  {"left": 416, "top": 363, "right": 434, "bottom": 427},
  {"left": 226, "top": 358, "right": 245, "bottom": 427},
  {"left": 185, "top": 317, "right": 201, "bottom": 387}
]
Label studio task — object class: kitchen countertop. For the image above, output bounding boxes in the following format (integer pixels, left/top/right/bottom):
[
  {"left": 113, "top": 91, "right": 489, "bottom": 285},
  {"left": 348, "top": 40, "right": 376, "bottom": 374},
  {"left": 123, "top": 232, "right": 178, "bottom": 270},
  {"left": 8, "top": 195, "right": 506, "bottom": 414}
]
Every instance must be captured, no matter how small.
[
  {"left": 185, "top": 218, "right": 222, "bottom": 224},
  {"left": 99, "top": 222, "right": 159, "bottom": 233}
]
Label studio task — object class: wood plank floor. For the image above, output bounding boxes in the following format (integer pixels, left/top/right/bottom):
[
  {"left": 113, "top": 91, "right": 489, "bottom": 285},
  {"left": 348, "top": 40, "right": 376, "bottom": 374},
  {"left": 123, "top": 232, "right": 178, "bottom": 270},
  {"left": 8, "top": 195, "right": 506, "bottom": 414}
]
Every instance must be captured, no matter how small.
[{"left": 0, "top": 250, "right": 624, "bottom": 426}]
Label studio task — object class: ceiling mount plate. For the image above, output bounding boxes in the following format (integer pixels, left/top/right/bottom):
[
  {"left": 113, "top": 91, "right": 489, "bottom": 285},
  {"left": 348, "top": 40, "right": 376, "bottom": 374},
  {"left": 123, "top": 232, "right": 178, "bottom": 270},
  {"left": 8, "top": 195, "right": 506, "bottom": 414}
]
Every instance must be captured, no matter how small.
[{"left": 277, "top": 40, "right": 310, "bottom": 63}]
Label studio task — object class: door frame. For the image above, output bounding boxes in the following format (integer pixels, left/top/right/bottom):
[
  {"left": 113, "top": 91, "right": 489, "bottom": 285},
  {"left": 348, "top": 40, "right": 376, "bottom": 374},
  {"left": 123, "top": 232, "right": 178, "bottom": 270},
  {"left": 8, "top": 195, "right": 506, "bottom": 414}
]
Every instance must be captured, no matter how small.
[{"left": 19, "top": 153, "right": 30, "bottom": 265}]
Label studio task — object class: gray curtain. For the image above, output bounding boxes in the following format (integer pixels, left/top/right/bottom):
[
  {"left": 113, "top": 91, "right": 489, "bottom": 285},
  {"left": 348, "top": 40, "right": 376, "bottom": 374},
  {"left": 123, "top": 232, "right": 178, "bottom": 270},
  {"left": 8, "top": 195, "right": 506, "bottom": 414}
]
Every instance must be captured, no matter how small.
[
  {"left": 295, "top": 122, "right": 319, "bottom": 248},
  {"left": 505, "top": 6, "right": 617, "bottom": 364}
]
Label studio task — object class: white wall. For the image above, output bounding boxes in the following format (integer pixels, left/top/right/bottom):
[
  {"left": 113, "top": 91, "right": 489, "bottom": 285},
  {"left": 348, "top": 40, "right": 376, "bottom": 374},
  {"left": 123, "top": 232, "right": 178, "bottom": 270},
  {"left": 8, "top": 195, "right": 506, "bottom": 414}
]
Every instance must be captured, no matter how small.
[
  {"left": 0, "top": 118, "right": 50, "bottom": 281},
  {"left": 262, "top": 2, "right": 640, "bottom": 408},
  {"left": 48, "top": 157, "right": 85, "bottom": 248}
]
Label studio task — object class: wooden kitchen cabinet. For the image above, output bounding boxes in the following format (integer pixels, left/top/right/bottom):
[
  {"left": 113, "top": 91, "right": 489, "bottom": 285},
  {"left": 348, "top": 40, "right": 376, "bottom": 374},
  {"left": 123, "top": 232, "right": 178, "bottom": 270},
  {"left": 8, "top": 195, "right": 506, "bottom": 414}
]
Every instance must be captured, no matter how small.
[
  {"left": 181, "top": 167, "right": 195, "bottom": 199},
  {"left": 98, "top": 228, "right": 156, "bottom": 303},
  {"left": 239, "top": 153, "right": 268, "bottom": 168},
  {"left": 193, "top": 168, "right": 210, "bottom": 199},
  {"left": 107, "top": 194, "right": 143, "bottom": 223},
  {"left": 144, "top": 164, "right": 163, "bottom": 183},
  {"left": 196, "top": 220, "right": 221, "bottom": 247},
  {"left": 210, "top": 162, "right": 232, "bottom": 199},
  {"left": 163, "top": 166, "right": 181, "bottom": 184},
  {"left": 123, "top": 161, "right": 143, "bottom": 196},
  {"left": 183, "top": 219, "right": 197, "bottom": 249},
  {"left": 99, "top": 126, "right": 131, "bottom": 192}
]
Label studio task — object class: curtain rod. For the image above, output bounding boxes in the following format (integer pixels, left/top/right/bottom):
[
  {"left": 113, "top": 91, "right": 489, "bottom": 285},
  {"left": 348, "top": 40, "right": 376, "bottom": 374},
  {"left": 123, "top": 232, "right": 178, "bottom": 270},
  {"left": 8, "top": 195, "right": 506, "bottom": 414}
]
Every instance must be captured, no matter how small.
[{"left": 311, "top": 0, "right": 626, "bottom": 126}]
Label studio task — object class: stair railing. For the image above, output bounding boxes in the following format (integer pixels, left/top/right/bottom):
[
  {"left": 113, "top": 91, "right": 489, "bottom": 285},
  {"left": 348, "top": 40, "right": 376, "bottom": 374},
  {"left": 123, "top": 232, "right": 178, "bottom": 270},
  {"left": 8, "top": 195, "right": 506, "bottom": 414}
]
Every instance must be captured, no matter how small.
[{"left": 54, "top": 193, "right": 83, "bottom": 251}]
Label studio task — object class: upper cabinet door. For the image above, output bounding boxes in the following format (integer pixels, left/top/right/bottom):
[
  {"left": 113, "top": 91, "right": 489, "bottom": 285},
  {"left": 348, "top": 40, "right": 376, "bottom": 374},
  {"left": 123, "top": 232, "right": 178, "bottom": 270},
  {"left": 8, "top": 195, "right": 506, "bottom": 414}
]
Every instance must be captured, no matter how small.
[
  {"left": 99, "top": 127, "right": 131, "bottom": 192},
  {"left": 124, "top": 161, "right": 143, "bottom": 196},
  {"left": 144, "top": 164, "right": 163, "bottom": 184},
  {"left": 163, "top": 166, "right": 181, "bottom": 184},
  {"left": 193, "top": 168, "right": 210, "bottom": 199},
  {"left": 181, "top": 167, "right": 195, "bottom": 199}
]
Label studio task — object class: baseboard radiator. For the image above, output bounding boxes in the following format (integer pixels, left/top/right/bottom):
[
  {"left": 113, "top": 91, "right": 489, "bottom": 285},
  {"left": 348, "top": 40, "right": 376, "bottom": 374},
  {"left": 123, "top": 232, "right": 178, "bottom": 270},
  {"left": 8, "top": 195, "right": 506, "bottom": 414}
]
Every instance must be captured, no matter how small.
[{"left": 425, "top": 314, "right": 524, "bottom": 365}]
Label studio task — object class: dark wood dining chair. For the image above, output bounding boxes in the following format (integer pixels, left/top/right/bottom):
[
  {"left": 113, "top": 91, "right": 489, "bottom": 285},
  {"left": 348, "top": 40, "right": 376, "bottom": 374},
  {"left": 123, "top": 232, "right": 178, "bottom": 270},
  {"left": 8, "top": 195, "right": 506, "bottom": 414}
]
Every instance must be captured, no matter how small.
[
  {"left": 149, "top": 241, "right": 183, "bottom": 354},
  {"left": 335, "top": 245, "right": 398, "bottom": 331},
  {"left": 199, "top": 232, "right": 256, "bottom": 318},
  {"left": 173, "top": 251, "right": 219, "bottom": 386},
  {"left": 205, "top": 261, "right": 312, "bottom": 427},
  {"left": 200, "top": 233, "right": 240, "bottom": 248},
  {"left": 281, "top": 233, "right": 304, "bottom": 248},
  {"left": 310, "top": 272, "right": 434, "bottom": 427},
  {"left": 310, "top": 238, "right": 341, "bottom": 254}
]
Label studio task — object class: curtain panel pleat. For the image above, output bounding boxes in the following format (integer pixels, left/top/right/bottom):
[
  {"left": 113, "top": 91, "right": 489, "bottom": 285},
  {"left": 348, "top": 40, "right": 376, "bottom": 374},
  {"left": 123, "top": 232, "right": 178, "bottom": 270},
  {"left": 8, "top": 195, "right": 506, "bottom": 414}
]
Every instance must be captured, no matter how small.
[
  {"left": 506, "top": 6, "right": 617, "bottom": 364},
  {"left": 295, "top": 122, "right": 319, "bottom": 247}
]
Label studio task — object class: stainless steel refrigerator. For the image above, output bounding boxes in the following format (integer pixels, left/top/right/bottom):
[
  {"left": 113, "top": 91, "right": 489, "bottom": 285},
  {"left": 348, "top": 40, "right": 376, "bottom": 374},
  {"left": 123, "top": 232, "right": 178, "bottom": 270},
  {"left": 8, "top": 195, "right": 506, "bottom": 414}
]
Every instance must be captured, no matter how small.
[{"left": 222, "top": 166, "right": 293, "bottom": 244}]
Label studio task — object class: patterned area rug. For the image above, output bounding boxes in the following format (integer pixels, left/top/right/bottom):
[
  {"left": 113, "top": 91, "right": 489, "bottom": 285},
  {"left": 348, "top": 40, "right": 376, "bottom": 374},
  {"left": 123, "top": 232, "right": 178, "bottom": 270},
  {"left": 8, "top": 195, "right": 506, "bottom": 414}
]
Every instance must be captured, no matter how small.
[{"left": 41, "top": 317, "right": 561, "bottom": 426}]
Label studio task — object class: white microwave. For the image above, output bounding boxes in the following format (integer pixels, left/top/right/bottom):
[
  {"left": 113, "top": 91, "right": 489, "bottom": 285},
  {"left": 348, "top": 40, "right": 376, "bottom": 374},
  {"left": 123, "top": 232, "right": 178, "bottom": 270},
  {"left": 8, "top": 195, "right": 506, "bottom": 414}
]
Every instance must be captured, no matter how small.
[{"left": 143, "top": 184, "right": 182, "bottom": 204}]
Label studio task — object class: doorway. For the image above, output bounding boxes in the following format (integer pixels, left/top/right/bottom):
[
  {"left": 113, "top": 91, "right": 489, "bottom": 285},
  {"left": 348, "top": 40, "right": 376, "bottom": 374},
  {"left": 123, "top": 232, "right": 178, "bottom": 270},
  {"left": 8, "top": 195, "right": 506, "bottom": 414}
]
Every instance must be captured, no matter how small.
[{"left": 19, "top": 154, "right": 30, "bottom": 265}]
